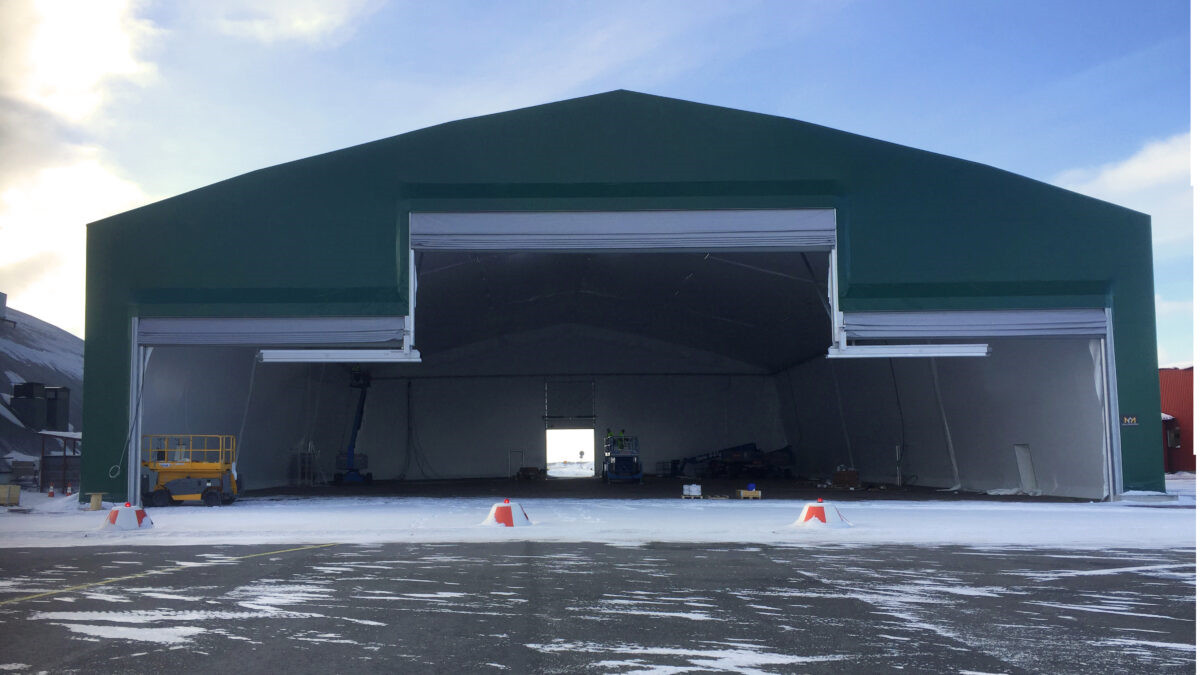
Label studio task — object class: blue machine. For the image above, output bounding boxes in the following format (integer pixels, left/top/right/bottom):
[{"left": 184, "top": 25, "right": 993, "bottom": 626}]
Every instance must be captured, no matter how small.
[
  {"left": 335, "top": 369, "right": 373, "bottom": 484},
  {"left": 602, "top": 432, "right": 643, "bottom": 483}
]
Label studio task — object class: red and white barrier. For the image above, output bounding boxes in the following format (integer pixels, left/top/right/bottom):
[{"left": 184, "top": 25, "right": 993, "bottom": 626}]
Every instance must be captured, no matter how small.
[
  {"left": 102, "top": 502, "right": 154, "bottom": 530},
  {"left": 793, "top": 498, "right": 852, "bottom": 528},
  {"left": 482, "top": 499, "right": 532, "bottom": 527}
]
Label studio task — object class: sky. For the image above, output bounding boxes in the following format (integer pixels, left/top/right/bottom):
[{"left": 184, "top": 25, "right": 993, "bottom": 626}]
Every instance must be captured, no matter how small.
[{"left": 0, "top": 0, "right": 1192, "bottom": 364}]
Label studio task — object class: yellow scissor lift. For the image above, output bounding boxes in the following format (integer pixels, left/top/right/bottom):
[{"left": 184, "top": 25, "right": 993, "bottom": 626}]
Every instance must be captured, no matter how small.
[{"left": 142, "top": 434, "right": 238, "bottom": 507}]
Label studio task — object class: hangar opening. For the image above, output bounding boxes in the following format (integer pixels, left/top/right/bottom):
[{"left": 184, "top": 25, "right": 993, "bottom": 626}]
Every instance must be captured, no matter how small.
[{"left": 132, "top": 209, "right": 1116, "bottom": 503}]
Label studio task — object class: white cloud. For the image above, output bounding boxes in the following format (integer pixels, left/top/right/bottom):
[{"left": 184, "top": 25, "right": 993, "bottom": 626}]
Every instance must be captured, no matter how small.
[
  {"left": 0, "top": 151, "right": 152, "bottom": 336},
  {"left": 1054, "top": 133, "right": 1193, "bottom": 260},
  {"left": 1055, "top": 135, "right": 1193, "bottom": 366},
  {"left": 1156, "top": 294, "right": 1193, "bottom": 317},
  {"left": 0, "top": 0, "right": 158, "bottom": 122},
  {"left": 197, "top": 0, "right": 383, "bottom": 46},
  {"left": 0, "top": 0, "right": 159, "bottom": 335},
  {"left": 371, "top": 3, "right": 754, "bottom": 136}
]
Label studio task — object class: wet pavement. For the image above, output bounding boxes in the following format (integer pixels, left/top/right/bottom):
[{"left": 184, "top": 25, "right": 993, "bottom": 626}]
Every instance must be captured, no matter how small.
[{"left": 0, "top": 542, "right": 1193, "bottom": 673}]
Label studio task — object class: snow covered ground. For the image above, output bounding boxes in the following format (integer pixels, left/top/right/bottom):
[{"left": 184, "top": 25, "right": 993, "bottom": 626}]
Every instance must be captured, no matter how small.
[
  {"left": 1, "top": 473, "right": 1193, "bottom": 549},
  {"left": 546, "top": 460, "right": 595, "bottom": 478},
  {"left": 1165, "top": 471, "right": 1195, "bottom": 500}
]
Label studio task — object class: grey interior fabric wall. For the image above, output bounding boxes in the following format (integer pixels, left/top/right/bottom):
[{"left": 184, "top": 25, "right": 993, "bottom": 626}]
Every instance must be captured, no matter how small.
[
  {"left": 138, "top": 341, "right": 788, "bottom": 488},
  {"left": 778, "top": 338, "right": 1107, "bottom": 498},
  {"left": 138, "top": 337, "right": 1105, "bottom": 498}
]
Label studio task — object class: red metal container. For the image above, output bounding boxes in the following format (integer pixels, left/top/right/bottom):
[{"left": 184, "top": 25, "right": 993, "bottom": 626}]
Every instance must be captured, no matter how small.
[{"left": 1159, "top": 367, "right": 1194, "bottom": 472}]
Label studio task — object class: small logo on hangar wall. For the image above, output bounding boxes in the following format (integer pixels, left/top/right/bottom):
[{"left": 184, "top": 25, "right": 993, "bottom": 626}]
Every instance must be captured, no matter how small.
[{"left": 1120, "top": 415, "right": 1139, "bottom": 426}]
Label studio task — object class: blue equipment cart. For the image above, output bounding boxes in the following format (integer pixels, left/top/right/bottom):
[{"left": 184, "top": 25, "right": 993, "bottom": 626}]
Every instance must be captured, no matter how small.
[{"left": 602, "top": 433, "right": 643, "bottom": 483}]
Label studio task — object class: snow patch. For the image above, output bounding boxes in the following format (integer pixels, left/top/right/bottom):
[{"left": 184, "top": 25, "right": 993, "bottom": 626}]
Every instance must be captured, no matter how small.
[
  {"left": 0, "top": 494, "right": 1194, "bottom": 550},
  {"left": 547, "top": 461, "right": 595, "bottom": 479},
  {"left": 1007, "top": 563, "right": 1195, "bottom": 582},
  {"left": 593, "top": 608, "right": 716, "bottom": 621},
  {"left": 1090, "top": 638, "right": 1195, "bottom": 651},
  {"left": 527, "top": 640, "right": 851, "bottom": 671},
  {"left": 139, "top": 592, "right": 201, "bottom": 601},
  {"left": 0, "top": 402, "right": 23, "bottom": 428},
  {"left": 50, "top": 622, "right": 205, "bottom": 644},
  {"left": 1024, "top": 601, "right": 1186, "bottom": 621}
]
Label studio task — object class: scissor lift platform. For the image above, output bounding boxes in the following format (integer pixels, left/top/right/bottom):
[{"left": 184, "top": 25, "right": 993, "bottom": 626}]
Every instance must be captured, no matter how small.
[
  {"left": 142, "top": 434, "right": 238, "bottom": 507},
  {"left": 602, "top": 434, "right": 643, "bottom": 483}
]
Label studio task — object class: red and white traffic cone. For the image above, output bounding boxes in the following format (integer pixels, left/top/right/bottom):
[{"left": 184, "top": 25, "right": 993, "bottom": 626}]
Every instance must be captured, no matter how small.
[
  {"left": 65, "top": 482, "right": 73, "bottom": 497},
  {"left": 482, "top": 498, "right": 532, "bottom": 527},
  {"left": 792, "top": 497, "right": 852, "bottom": 528},
  {"left": 48, "top": 483, "right": 55, "bottom": 498},
  {"left": 101, "top": 502, "right": 154, "bottom": 530}
]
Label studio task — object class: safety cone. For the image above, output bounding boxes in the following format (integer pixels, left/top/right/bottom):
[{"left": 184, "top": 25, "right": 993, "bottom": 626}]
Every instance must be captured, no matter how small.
[
  {"left": 101, "top": 502, "right": 154, "bottom": 530},
  {"left": 481, "top": 498, "right": 532, "bottom": 527},
  {"left": 47, "top": 483, "right": 54, "bottom": 498},
  {"left": 65, "top": 482, "right": 73, "bottom": 497},
  {"left": 792, "top": 497, "right": 852, "bottom": 528}
]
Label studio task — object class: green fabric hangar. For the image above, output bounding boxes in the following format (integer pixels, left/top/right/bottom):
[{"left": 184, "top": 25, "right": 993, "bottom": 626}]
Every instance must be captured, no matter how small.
[{"left": 83, "top": 91, "right": 1163, "bottom": 503}]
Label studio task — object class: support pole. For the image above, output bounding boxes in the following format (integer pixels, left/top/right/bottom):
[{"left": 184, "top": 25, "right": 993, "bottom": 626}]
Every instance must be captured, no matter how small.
[{"left": 929, "top": 358, "right": 961, "bottom": 491}]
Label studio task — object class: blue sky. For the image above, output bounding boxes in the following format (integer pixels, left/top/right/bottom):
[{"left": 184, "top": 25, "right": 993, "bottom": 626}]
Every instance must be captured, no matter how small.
[{"left": 0, "top": 0, "right": 1191, "bottom": 364}]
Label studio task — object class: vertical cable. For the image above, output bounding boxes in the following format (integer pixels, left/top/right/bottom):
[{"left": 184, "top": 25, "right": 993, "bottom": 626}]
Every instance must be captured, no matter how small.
[
  {"left": 828, "top": 360, "right": 855, "bottom": 469},
  {"left": 929, "top": 358, "right": 961, "bottom": 490}
]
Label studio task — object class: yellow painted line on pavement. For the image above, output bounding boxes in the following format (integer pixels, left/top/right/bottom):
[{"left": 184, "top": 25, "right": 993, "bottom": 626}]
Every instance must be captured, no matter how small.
[
  {"left": 229, "top": 543, "right": 339, "bottom": 560},
  {"left": 0, "top": 542, "right": 338, "bottom": 607}
]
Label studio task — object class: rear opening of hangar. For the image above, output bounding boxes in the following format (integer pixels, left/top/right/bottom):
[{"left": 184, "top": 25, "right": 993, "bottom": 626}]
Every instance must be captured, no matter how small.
[{"left": 82, "top": 90, "right": 1163, "bottom": 505}]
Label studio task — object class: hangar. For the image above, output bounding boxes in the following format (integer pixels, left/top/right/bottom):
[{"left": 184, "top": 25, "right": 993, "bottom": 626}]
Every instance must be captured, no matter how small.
[{"left": 82, "top": 91, "right": 1163, "bottom": 503}]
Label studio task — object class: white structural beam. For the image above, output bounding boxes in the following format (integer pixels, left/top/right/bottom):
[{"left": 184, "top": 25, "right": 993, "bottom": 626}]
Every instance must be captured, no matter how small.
[
  {"left": 826, "top": 344, "right": 992, "bottom": 359},
  {"left": 410, "top": 209, "right": 837, "bottom": 251},
  {"left": 258, "top": 349, "right": 422, "bottom": 363}
]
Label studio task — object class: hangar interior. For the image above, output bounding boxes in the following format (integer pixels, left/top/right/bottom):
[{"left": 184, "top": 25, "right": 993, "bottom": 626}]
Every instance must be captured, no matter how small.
[{"left": 138, "top": 229, "right": 1113, "bottom": 499}]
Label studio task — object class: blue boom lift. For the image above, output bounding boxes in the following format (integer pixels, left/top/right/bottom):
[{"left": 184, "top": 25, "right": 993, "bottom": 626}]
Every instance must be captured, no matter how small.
[{"left": 335, "top": 368, "right": 373, "bottom": 484}]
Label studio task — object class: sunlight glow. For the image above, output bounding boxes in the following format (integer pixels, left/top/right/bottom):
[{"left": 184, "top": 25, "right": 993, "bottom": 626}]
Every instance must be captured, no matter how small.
[
  {"left": 17, "top": 0, "right": 156, "bottom": 121},
  {"left": 546, "top": 429, "right": 594, "bottom": 478}
]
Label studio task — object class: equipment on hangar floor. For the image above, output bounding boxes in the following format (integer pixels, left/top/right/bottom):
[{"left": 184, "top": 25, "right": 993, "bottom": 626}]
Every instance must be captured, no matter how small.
[
  {"left": 141, "top": 434, "right": 238, "bottom": 506},
  {"left": 602, "top": 430, "right": 643, "bottom": 483},
  {"left": 335, "top": 368, "right": 374, "bottom": 484},
  {"left": 670, "top": 443, "right": 794, "bottom": 479}
]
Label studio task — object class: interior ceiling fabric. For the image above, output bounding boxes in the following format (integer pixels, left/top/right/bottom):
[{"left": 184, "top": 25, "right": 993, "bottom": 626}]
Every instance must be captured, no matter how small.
[
  {"left": 409, "top": 209, "right": 836, "bottom": 250},
  {"left": 137, "top": 317, "right": 406, "bottom": 346},
  {"left": 843, "top": 309, "right": 1108, "bottom": 339},
  {"left": 415, "top": 251, "right": 831, "bottom": 371}
]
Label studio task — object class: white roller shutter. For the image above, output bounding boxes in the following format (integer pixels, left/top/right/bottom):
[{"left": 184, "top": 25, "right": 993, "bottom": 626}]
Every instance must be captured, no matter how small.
[
  {"left": 409, "top": 209, "right": 836, "bottom": 251},
  {"left": 137, "top": 317, "right": 408, "bottom": 346},
  {"left": 842, "top": 309, "right": 1109, "bottom": 339}
]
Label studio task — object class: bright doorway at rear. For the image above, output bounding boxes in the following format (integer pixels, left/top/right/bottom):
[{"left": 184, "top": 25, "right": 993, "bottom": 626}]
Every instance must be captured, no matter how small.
[{"left": 546, "top": 429, "right": 595, "bottom": 478}]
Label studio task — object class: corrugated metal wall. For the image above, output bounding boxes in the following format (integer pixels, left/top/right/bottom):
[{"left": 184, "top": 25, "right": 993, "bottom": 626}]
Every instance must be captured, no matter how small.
[{"left": 1159, "top": 368, "right": 1194, "bottom": 472}]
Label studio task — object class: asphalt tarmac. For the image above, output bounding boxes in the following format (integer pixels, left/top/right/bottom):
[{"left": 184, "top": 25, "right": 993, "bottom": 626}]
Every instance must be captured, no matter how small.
[{"left": 0, "top": 543, "right": 1193, "bottom": 673}]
